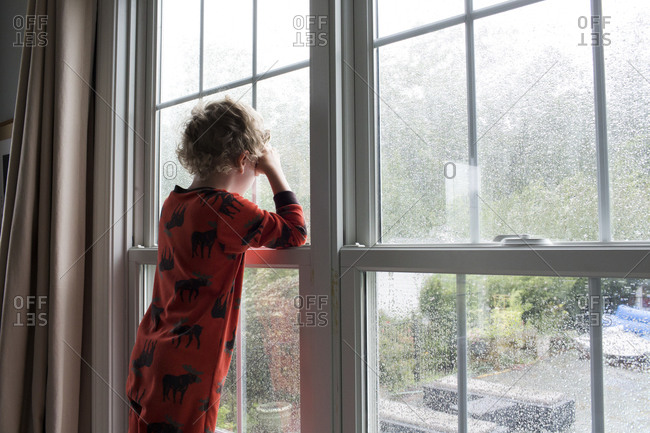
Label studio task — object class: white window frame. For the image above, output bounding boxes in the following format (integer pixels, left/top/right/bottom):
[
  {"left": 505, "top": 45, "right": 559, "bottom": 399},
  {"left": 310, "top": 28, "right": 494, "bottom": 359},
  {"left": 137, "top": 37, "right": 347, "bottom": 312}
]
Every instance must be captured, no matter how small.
[
  {"left": 341, "top": 0, "right": 650, "bottom": 433},
  {"left": 340, "top": 246, "right": 650, "bottom": 433}
]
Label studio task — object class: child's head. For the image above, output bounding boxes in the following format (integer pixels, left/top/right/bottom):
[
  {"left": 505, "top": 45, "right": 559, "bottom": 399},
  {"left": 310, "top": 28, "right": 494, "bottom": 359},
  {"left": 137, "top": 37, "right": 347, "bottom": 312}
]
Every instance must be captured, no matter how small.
[{"left": 176, "top": 96, "right": 269, "bottom": 180}]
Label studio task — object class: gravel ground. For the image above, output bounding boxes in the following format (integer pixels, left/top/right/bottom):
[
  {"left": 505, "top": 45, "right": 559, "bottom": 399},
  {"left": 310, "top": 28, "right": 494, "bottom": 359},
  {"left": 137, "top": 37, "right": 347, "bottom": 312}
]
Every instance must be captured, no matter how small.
[
  {"left": 389, "top": 350, "right": 649, "bottom": 433},
  {"left": 478, "top": 351, "right": 649, "bottom": 432}
]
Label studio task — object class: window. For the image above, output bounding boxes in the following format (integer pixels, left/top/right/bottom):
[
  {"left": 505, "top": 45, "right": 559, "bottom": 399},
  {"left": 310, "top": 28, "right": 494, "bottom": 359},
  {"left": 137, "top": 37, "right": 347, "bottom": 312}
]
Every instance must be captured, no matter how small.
[
  {"left": 342, "top": 0, "right": 650, "bottom": 432},
  {"left": 128, "top": 0, "right": 649, "bottom": 432}
]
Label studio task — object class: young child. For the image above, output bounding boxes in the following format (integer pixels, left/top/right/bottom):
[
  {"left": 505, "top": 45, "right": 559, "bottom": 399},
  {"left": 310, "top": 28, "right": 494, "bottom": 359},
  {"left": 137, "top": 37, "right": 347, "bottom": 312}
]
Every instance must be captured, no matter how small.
[{"left": 125, "top": 96, "right": 307, "bottom": 433}]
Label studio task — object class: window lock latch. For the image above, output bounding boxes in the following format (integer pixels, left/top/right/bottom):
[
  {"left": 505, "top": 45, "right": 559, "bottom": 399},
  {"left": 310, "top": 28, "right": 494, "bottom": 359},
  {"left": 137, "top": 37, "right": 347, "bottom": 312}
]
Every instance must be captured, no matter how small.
[{"left": 493, "top": 234, "right": 552, "bottom": 246}]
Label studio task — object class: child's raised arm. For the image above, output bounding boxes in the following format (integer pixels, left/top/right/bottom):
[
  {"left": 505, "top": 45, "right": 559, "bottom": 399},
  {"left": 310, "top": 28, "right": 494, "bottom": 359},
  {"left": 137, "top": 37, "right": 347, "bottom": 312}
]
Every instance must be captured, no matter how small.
[
  {"left": 236, "top": 191, "right": 307, "bottom": 250},
  {"left": 255, "top": 143, "right": 291, "bottom": 195},
  {"left": 214, "top": 143, "right": 307, "bottom": 252}
]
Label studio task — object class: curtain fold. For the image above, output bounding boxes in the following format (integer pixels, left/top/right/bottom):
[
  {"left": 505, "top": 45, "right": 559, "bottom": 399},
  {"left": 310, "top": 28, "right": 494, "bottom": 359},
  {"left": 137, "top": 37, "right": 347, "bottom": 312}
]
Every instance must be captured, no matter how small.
[{"left": 0, "top": 0, "right": 98, "bottom": 432}]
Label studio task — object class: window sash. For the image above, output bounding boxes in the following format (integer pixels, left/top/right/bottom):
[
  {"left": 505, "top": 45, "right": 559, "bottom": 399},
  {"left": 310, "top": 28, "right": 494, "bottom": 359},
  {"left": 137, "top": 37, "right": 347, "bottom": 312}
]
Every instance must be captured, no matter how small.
[
  {"left": 347, "top": 0, "right": 650, "bottom": 432},
  {"left": 148, "top": 0, "right": 311, "bottom": 246},
  {"left": 341, "top": 265, "right": 629, "bottom": 433},
  {"left": 368, "top": 0, "right": 620, "bottom": 245}
]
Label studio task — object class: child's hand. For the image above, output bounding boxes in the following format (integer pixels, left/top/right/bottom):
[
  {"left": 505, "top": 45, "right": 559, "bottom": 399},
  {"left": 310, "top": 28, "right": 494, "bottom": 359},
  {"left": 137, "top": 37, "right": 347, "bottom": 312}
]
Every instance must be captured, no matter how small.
[{"left": 255, "top": 143, "right": 283, "bottom": 177}]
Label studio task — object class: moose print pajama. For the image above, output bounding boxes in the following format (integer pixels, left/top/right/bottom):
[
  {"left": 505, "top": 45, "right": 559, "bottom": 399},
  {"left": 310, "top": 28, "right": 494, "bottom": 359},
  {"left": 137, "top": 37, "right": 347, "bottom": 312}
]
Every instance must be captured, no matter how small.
[{"left": 126, "top": 185, "right": 307, "bottom": 433}]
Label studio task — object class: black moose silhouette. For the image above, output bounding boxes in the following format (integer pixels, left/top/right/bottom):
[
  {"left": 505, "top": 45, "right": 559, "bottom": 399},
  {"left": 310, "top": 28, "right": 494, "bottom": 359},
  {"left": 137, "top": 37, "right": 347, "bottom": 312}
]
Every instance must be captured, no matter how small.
[
  {"left": 150, "top": 303, "right": 164, "bottom": 332},
  {"left": 199, "top": 191, "right": 243, "bottom": 218},
  {"left": 224, "top": 329, "right": 236, "bottom": 356},
  {"left": 199, "top": 396, "right": 210, "bottom": 412},
  {"left": 164, "top": 204, "right": 187, "bottom": 235},
  {"left": 128, "top": 387, "right": 144, "bottom": 416},
  {"left": 219, "top": 193, "right": 243, "bottom": 217},
  {"left": 132, "top": 339, "right": 157, "bottom": 377},
  {"left": 174, "top": 272, "right": 211, "bottom": 302},
  {"left": 242, "top": 215, "right": 264, "bottom": 246},
  {"left": 159, "top": 247, "right": 174, "bottom": 272},
  {"left": 162, "top": 364, "right": 203, "bottom": 404},
  {"left": 197, "top": 190, "right": 226, "bottom": 206},
  {"left": 170, "top": 318, "right": 202, "bottom": 349},
  {"left": 211, "top": 292, "right": 228, "bottom": 319},
  {"left": 191, "top": 228, "right": 217, "bottom": 258},
  {"left": 146, "top": 414, "right": 183, "bottom": 433}
]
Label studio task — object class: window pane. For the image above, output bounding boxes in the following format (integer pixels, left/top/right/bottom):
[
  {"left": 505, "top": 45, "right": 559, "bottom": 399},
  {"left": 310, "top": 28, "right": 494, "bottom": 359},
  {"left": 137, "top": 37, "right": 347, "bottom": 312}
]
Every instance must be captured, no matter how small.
[
  {"left": 157, "top": 87, "right": 253, "bottom": 217},
  {"left": 603, "top": 1, "right": 650, "bottom": 241},
  {"left": 375, "top": 0, "right": 464, "bottom": 38},
  {"left": 371, "top": 272, "right": 604, "bottom": 432},
  {"left": 242, "top": 268, "right": 301, "bottom": 432},
  {"left": 255, "top": 68, "right": 311, "bottom": 244},
  {"left": 377, "top": 25, "right": 468, "bottom": 243},
  {"left": 467, "top": 275, "right": 589, "bottom": 432},
  {"left": 158, "top": 0, "right": 200, "bottom": 103},
  {"left": 257, "top": 0, "right": 309, "bottom": 73},
  {"left": 203, "top": 0, "right": 253, "bottom": 89},
  {"left": 373, "top": 272, "right": 460, "bottom": 432},
  {"left": 216, "top": 347, "right": 239, "bottom": 432},
  {"left": 601, "top": 278, "right": 650, "bottom": 430},
  {"left": 475, "top": 0, "right": 598, "bottom": 242}
]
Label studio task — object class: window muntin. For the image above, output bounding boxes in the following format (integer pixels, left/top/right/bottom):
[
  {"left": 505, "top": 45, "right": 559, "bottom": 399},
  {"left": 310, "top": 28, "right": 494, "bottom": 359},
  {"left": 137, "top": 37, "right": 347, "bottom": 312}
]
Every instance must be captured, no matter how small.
[{"left": 374, "top": 0, "right": 650, "bottom": 244}]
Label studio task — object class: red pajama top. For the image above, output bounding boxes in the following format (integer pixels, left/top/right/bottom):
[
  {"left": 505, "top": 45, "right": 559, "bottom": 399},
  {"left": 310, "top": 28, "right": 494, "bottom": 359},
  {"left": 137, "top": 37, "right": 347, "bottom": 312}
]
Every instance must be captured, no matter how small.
[{"left": 126, "top": 185, "right": 306, "bottom": 433}]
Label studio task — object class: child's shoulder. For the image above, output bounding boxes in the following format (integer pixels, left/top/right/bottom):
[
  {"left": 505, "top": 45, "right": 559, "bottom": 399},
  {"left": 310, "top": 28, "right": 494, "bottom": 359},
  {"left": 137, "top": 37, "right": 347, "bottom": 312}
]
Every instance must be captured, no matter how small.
[{"left": 170, "top": 186, "right": 261, "bottom": 218}]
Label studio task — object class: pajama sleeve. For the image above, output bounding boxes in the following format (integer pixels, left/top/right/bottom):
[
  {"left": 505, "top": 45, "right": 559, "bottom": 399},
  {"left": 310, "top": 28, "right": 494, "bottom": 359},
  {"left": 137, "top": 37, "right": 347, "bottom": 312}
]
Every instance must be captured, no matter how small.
[{"left": 221, "top": 190, "right": 307, "bottom": 254}]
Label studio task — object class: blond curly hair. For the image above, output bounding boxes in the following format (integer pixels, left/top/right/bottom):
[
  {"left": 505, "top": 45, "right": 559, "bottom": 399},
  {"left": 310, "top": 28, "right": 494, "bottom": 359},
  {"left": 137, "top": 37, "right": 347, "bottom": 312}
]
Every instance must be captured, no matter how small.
[{"left": 176, "top": 96, "right": 269, "bottom": 179}]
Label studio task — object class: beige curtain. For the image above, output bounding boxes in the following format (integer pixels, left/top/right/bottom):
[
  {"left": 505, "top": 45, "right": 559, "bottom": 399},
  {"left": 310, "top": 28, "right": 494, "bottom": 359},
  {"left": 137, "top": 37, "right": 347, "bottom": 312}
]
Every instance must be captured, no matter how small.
[{"left": 0, "top": 0, "right": 98, "bottom": 431}]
